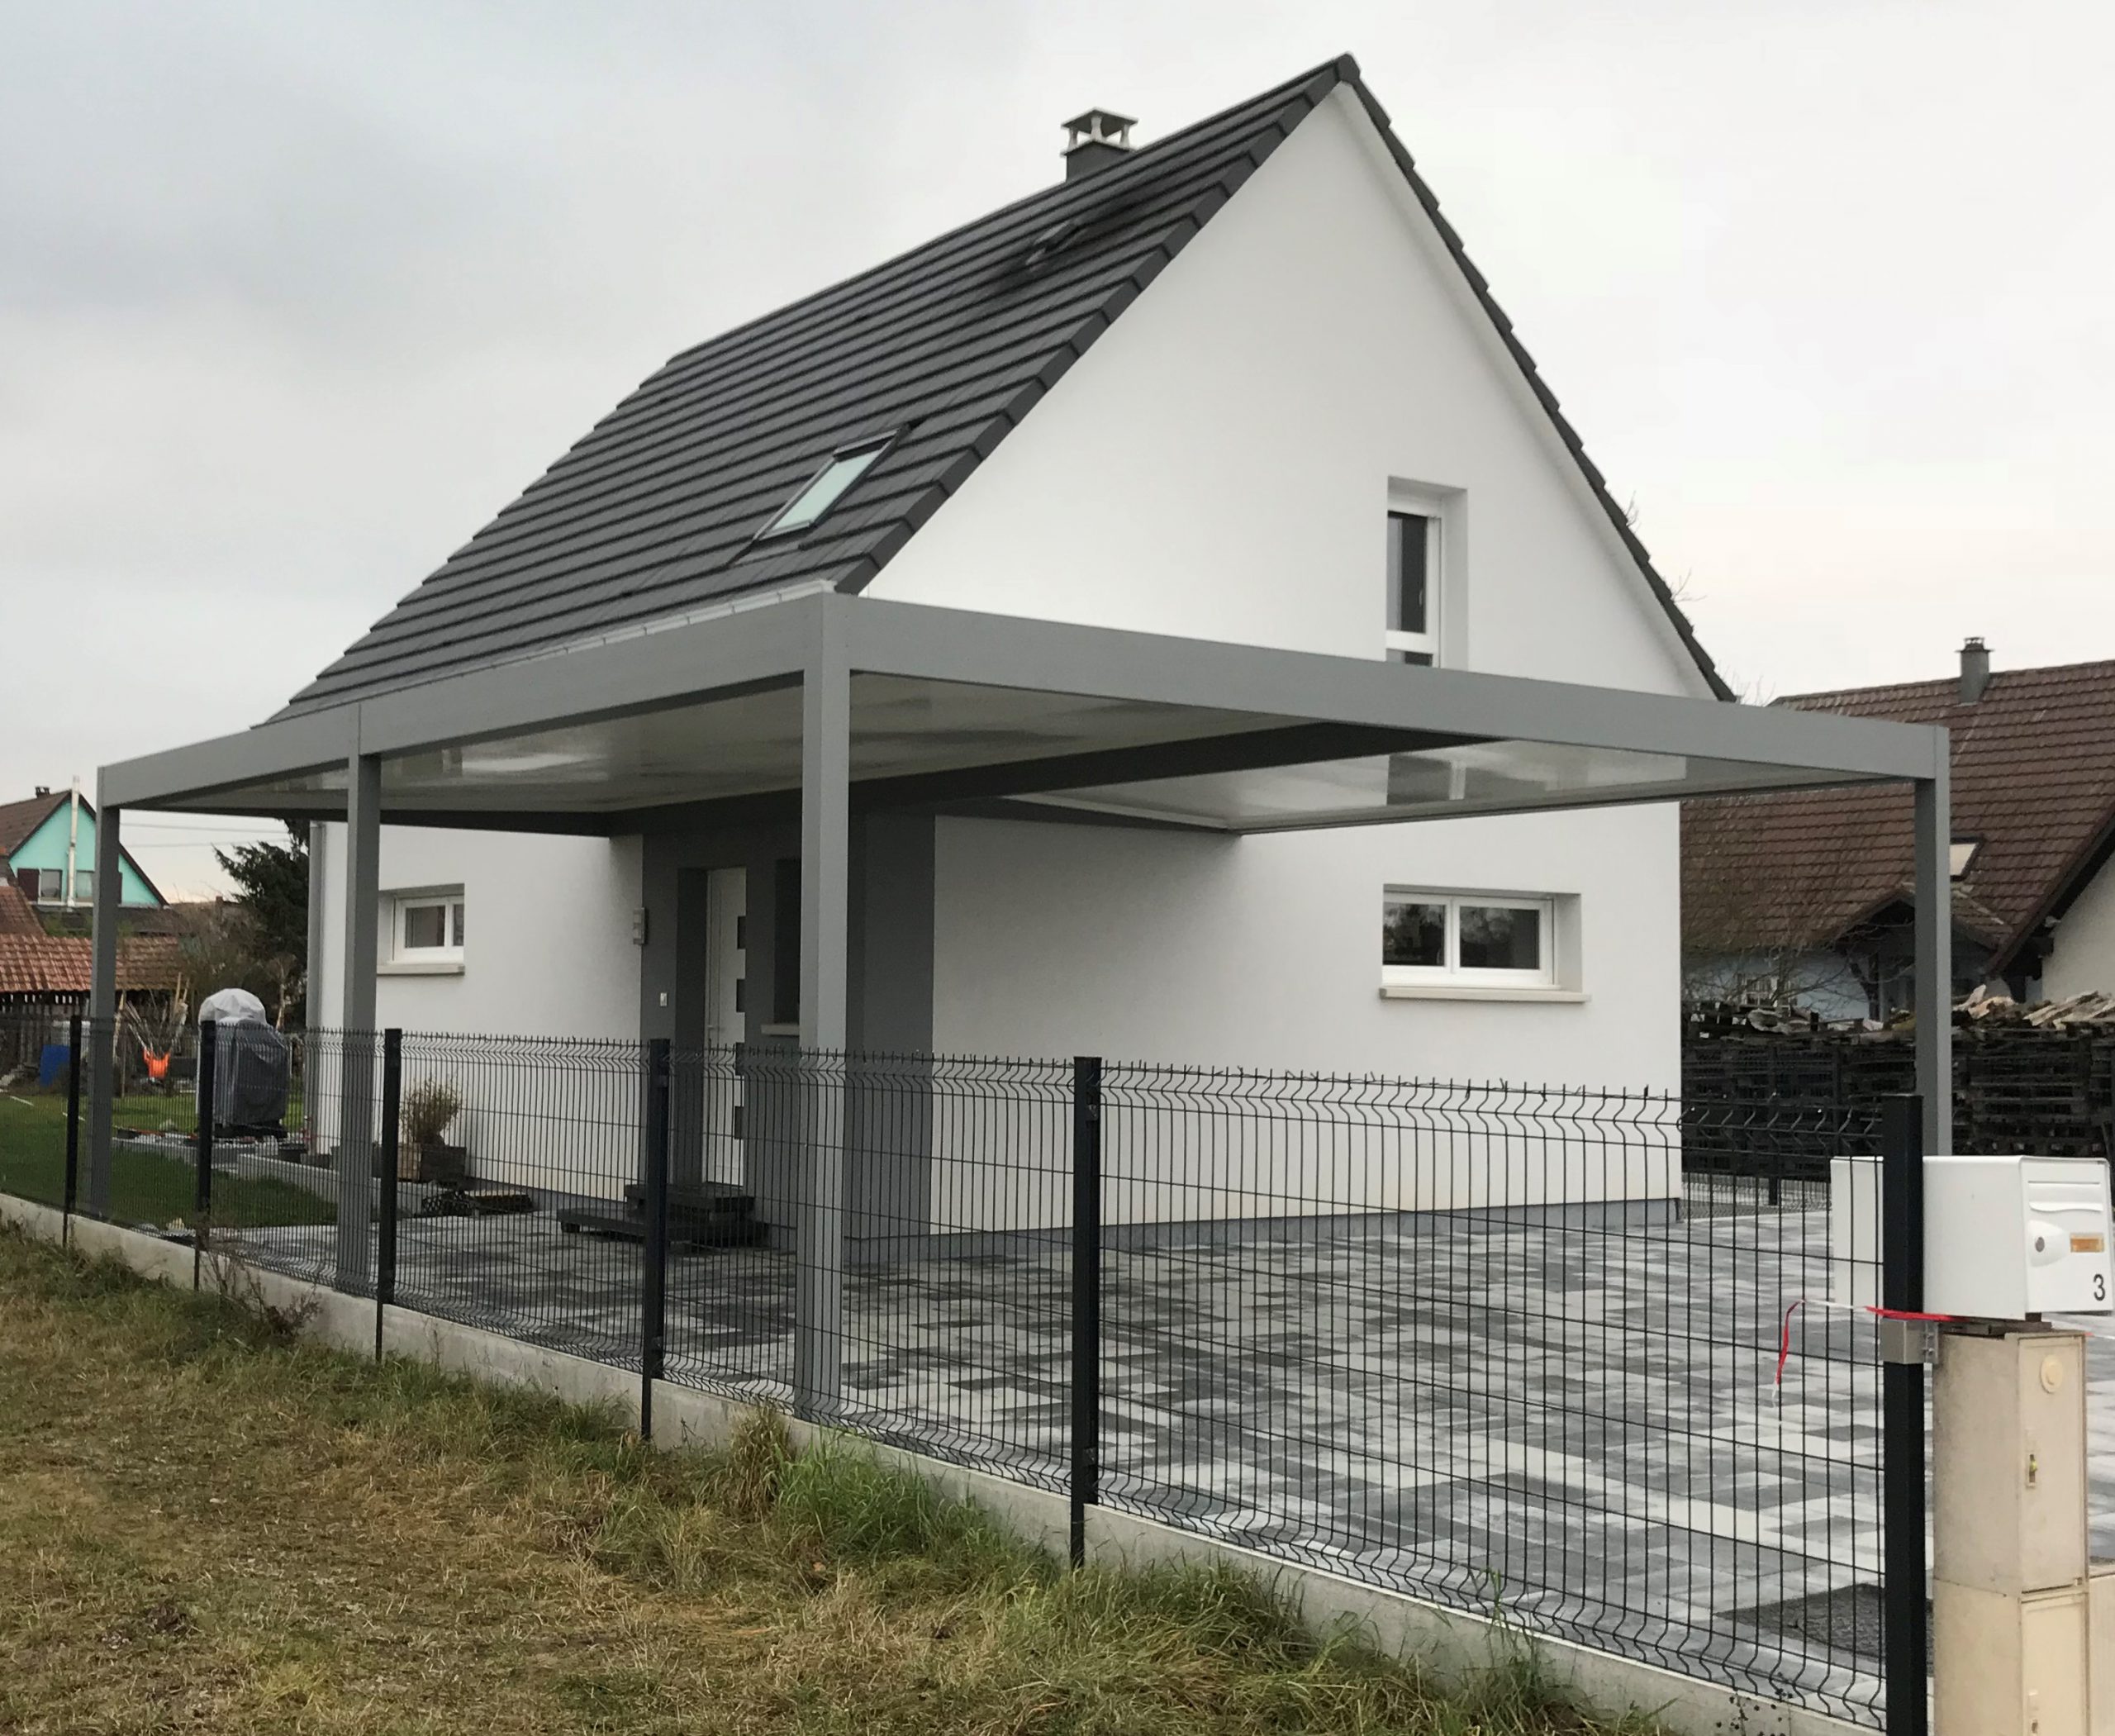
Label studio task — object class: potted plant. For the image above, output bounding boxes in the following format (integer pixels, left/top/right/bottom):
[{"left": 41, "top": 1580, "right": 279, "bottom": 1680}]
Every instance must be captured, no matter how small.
[{"left": 399, "top": 1079, "right": 468, "bottom": 1185}]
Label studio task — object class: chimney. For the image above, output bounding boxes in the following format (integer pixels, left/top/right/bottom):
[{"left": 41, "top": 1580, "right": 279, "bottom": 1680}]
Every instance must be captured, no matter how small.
[
  {"left": 1062, "top": 108, "right": 1135, "bottom": 181},
  {"left": 33, "top": 785, "right": 49, "bottom": 797},
  {"left": 1959, "top": 636, "right": 1992, "bottom": 705}
]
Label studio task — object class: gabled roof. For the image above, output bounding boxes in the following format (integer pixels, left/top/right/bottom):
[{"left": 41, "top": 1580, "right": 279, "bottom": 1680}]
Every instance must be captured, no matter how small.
[
  {"left": 1684, "top": 657, "right": 2115, "bottom": 971},
  {"left": 278, "top": 54, "right": 1727, "bottom": 718}
]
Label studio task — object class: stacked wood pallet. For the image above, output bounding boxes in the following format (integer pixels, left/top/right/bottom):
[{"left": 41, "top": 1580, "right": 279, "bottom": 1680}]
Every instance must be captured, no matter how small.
[{"left": 1684, "top": 1005, "right": 2115, "bottom": 1172}]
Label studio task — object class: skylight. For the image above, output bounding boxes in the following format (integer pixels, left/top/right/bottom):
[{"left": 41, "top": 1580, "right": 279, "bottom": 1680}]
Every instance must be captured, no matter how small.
[{"left": 758, "top": 440, "right": 890, "bottom": 539}]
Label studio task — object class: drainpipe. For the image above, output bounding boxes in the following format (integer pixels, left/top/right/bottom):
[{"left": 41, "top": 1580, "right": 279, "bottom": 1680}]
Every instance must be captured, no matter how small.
[{"left": 65, "top": 778, "right": 81, "bottom": 908}]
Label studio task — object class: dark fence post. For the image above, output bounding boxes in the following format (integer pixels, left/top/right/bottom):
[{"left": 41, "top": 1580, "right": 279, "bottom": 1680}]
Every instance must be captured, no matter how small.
[
  {"left": 1070, "top": 1054, "right": 1103, "bottom": 1569},
  {"left": 193, "top": 1020, "right": 217, "bottom": 1291},
  {"left": 376, "top": 1029, "right": 402, "bottom": 1362},
  {"left": 639, "top": 1038, "right": 672, "bottom": 1441},
  {"left": 63, "top": 1013, "right": 83, "bottom": 1244},
  {"left": 1880, "top": 1092, "right": 1927, "bottom": 1736}
]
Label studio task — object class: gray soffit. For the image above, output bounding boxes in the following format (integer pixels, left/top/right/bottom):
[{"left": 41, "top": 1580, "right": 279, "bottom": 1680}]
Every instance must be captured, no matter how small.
[{"left": 276, "top": 54, "right": 1728, "bottom": 721}]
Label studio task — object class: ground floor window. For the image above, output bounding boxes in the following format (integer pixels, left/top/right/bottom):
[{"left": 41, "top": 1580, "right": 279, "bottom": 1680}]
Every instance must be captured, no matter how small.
[
  {"left": 389, "top": 888, "right": 466, "bottom": 965},
  {"left": 1383, "top": 889, "right": 1555, "bottom": 988}
]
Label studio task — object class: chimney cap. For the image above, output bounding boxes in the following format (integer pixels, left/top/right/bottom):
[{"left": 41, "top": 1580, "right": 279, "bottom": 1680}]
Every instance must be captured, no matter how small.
[{"left": 1061, "top": 108, "right": 1136, "bottom": 180}]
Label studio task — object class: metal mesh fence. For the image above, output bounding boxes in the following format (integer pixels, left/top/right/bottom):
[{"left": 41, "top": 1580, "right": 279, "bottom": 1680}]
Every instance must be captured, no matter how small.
[
  {"left": 0, "top": 1015, "right": 1903, "bottom": 1726},
  {"left": 1093, "top": 1069, "right": 1888, "bottom": 1723}
]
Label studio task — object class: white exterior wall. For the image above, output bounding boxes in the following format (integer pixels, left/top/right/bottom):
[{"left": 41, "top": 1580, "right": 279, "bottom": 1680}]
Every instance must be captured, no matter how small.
[
  {"left": 931, "top": 806, "right": 1680, "bottom": 1088},
  {"left": 2043, "top": 860, "right": 2115, "bottom": 1001},
  {"left": 311, "top": 823, "right": 642, "bottom": 1040},
  {"left": 310, "top": 823, "right": 642, "bottom": 1196},
  {"left": 879, "top": 84, "right": 1695, "bottom": 1140}
]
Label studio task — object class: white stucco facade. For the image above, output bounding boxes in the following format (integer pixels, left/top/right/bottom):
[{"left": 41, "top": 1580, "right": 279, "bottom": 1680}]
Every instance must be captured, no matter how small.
[
  {"left": 2041, "top": 859, "right": 2115, "bottom": 1001},
  {"left": 866, "top": 87, "right": 1709, "bottom": 698},
  {"left": 310, "top": 821, "right": 641, "bottom": 1042},
  {"left": 932, "top": 806, "right": 1679, "bottom": 1087}
]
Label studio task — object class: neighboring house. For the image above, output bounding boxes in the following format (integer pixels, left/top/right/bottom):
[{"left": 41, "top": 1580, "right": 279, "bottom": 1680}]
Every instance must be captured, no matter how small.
[
  {"left": 1684, "top": 640, "right": 2115, "bottom": 1019},
  {"left": 0, "top": 879, "right": 178, "bottom": 1011},
  {"left": 302, "top": 58, "right": 1728, "bottom": 1100},
  {"left": 0, "top": 787, "right": 164, "bottom": 911}
]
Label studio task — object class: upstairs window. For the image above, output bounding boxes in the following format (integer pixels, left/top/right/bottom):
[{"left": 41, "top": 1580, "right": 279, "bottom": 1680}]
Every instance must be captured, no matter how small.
[
  {"left": 1385, "top": 511, "right": 1438, "bottom": 665},
  {"left": 758, "top": 439, "right": 891, "bottom": 539}
]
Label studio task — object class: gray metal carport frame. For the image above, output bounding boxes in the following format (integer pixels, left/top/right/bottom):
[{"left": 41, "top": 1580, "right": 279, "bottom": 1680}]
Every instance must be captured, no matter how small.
[{"left": 86, "top": 586, "right": 1952, "bottom": 1278}]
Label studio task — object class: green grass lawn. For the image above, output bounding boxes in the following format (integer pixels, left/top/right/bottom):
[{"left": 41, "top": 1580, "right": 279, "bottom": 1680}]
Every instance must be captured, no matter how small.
[
  {"left": 0, "top": 1093, "right": 332, "bottom": 1230},
  {"left": 0, "top": 1225, "right": 1656, "bottom": 1736}
]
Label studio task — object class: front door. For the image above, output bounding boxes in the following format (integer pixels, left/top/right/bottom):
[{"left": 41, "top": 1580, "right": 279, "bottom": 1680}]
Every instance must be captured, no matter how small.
[{"left": 702, "top": 866, "right": 747, "bottom": 1183}]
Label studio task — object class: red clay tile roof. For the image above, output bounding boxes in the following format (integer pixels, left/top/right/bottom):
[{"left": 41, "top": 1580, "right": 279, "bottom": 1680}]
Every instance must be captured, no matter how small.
[
  {"left": 1683, "top": 658, "right": 2115, "bottom": 971},
  {"left": 0, "top": 931, "right": 182, "bottom": 1000},
  {"left": 0, "top": 881, "right": 42, "bottom": 938}
]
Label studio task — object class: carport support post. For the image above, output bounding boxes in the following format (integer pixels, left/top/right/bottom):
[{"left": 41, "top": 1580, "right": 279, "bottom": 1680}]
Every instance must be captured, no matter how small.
[
  {"left": 794, "top": 640, "right": 850, "bottom": 1419},
  {"left": 336, "top": 752, "right": 382, "bottom": 1294},
  {"left": 85, "top": 792, "right": 122, "bottom": 1217},
  {"left": 1913, "top": 765, "right": 1951, "bottom": 1155}
]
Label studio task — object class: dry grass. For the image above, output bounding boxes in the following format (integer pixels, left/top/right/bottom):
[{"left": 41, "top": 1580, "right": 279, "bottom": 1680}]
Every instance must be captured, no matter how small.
[{"left": 0, "top": 1226, "right": 1662, "bottom": 1734}]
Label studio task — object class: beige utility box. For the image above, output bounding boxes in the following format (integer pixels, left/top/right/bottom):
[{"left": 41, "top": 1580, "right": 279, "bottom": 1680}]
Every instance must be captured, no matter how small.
[
  {"left": 1935, "top": 1331, "right": 2093, "bottom": 1736},
  {"left": 1830, "top": 1154, "right": 2114, "bottom": 1317}
]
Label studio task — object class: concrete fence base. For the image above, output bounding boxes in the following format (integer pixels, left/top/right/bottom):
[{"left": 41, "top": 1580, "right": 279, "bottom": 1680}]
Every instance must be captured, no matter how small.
[{"left": 0, "top": 1194, "right": 1861, "bottom": 1736}]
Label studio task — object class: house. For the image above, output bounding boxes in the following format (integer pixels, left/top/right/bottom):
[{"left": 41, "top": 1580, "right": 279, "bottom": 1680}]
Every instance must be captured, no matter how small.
[
  {"left": 298, "top": 59, "right": 1731, "bottom": 1105},
  {"left": 1684, "top": 639, "right": 2115, "bottom": 1019},
  {"left": 0, "top": 787, "right": 164, "bottom": 912},
  {"left": 85, "top": 58, "right": 1951, "bottom": 1268}
]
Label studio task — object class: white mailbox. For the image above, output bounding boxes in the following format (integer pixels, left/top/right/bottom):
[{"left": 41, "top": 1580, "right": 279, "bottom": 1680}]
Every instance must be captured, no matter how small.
[{"left": 1829, "top": 1153, "right": 2115, "bottom": 1319}]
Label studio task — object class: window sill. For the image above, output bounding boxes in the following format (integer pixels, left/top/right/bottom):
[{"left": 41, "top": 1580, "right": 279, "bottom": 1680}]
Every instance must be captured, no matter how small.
[
  {"left": 378, "top": 959, "right": 465, "bottom": 977},
  {"left": 1379, "top": 983, "right": 1585, "bottom": 1004}
]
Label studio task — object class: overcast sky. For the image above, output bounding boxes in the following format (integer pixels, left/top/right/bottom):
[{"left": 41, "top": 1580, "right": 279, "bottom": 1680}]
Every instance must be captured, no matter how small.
[{"left": 4, "top": 0, "right": 2108, "bottom": 896}]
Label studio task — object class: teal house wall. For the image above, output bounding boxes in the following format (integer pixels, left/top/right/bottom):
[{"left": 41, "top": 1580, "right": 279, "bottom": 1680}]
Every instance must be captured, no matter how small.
[{"left": 10, "top": 801, "right": 162, "bottom": 906}]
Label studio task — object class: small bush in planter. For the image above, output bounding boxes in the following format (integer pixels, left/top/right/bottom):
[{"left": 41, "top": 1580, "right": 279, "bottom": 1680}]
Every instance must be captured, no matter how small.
[{"left": 399, "top": 1079, "right": 468, "bottom": 1184}]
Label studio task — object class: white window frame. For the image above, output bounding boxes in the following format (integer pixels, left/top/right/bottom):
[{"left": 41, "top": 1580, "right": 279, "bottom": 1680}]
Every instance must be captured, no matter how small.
[
  {"left": 1383, "top": 481, "right": 1465, "bottom": 668},
  {"left": 383, "top": 887, "right": 466, "bottom": 973},
  {"left": 1382, "top": 887, "right": 1576, "bottom": 1000}
]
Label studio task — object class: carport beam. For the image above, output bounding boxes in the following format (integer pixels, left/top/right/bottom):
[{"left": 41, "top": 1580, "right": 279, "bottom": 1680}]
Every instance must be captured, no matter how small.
[
  {"left": 336, "top": 752, "right": 381, "bottom": 1291},
  {"left": 85, "top": 792, "right": 122, "bottom": 1216}
]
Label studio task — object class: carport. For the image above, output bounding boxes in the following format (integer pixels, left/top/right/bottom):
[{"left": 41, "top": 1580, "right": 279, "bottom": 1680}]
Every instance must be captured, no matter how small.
[{"left": 90, "top": 587, "right": 1951, "bottom": 1210}]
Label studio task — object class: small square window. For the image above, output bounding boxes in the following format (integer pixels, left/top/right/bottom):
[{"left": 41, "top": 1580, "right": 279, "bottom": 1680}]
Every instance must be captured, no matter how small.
[
  {"left": 758, "top": 440, "right": 891, "bottom": 539},
  {"left": 390, "top": 888, "right": 466, "bottom": 966}
]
